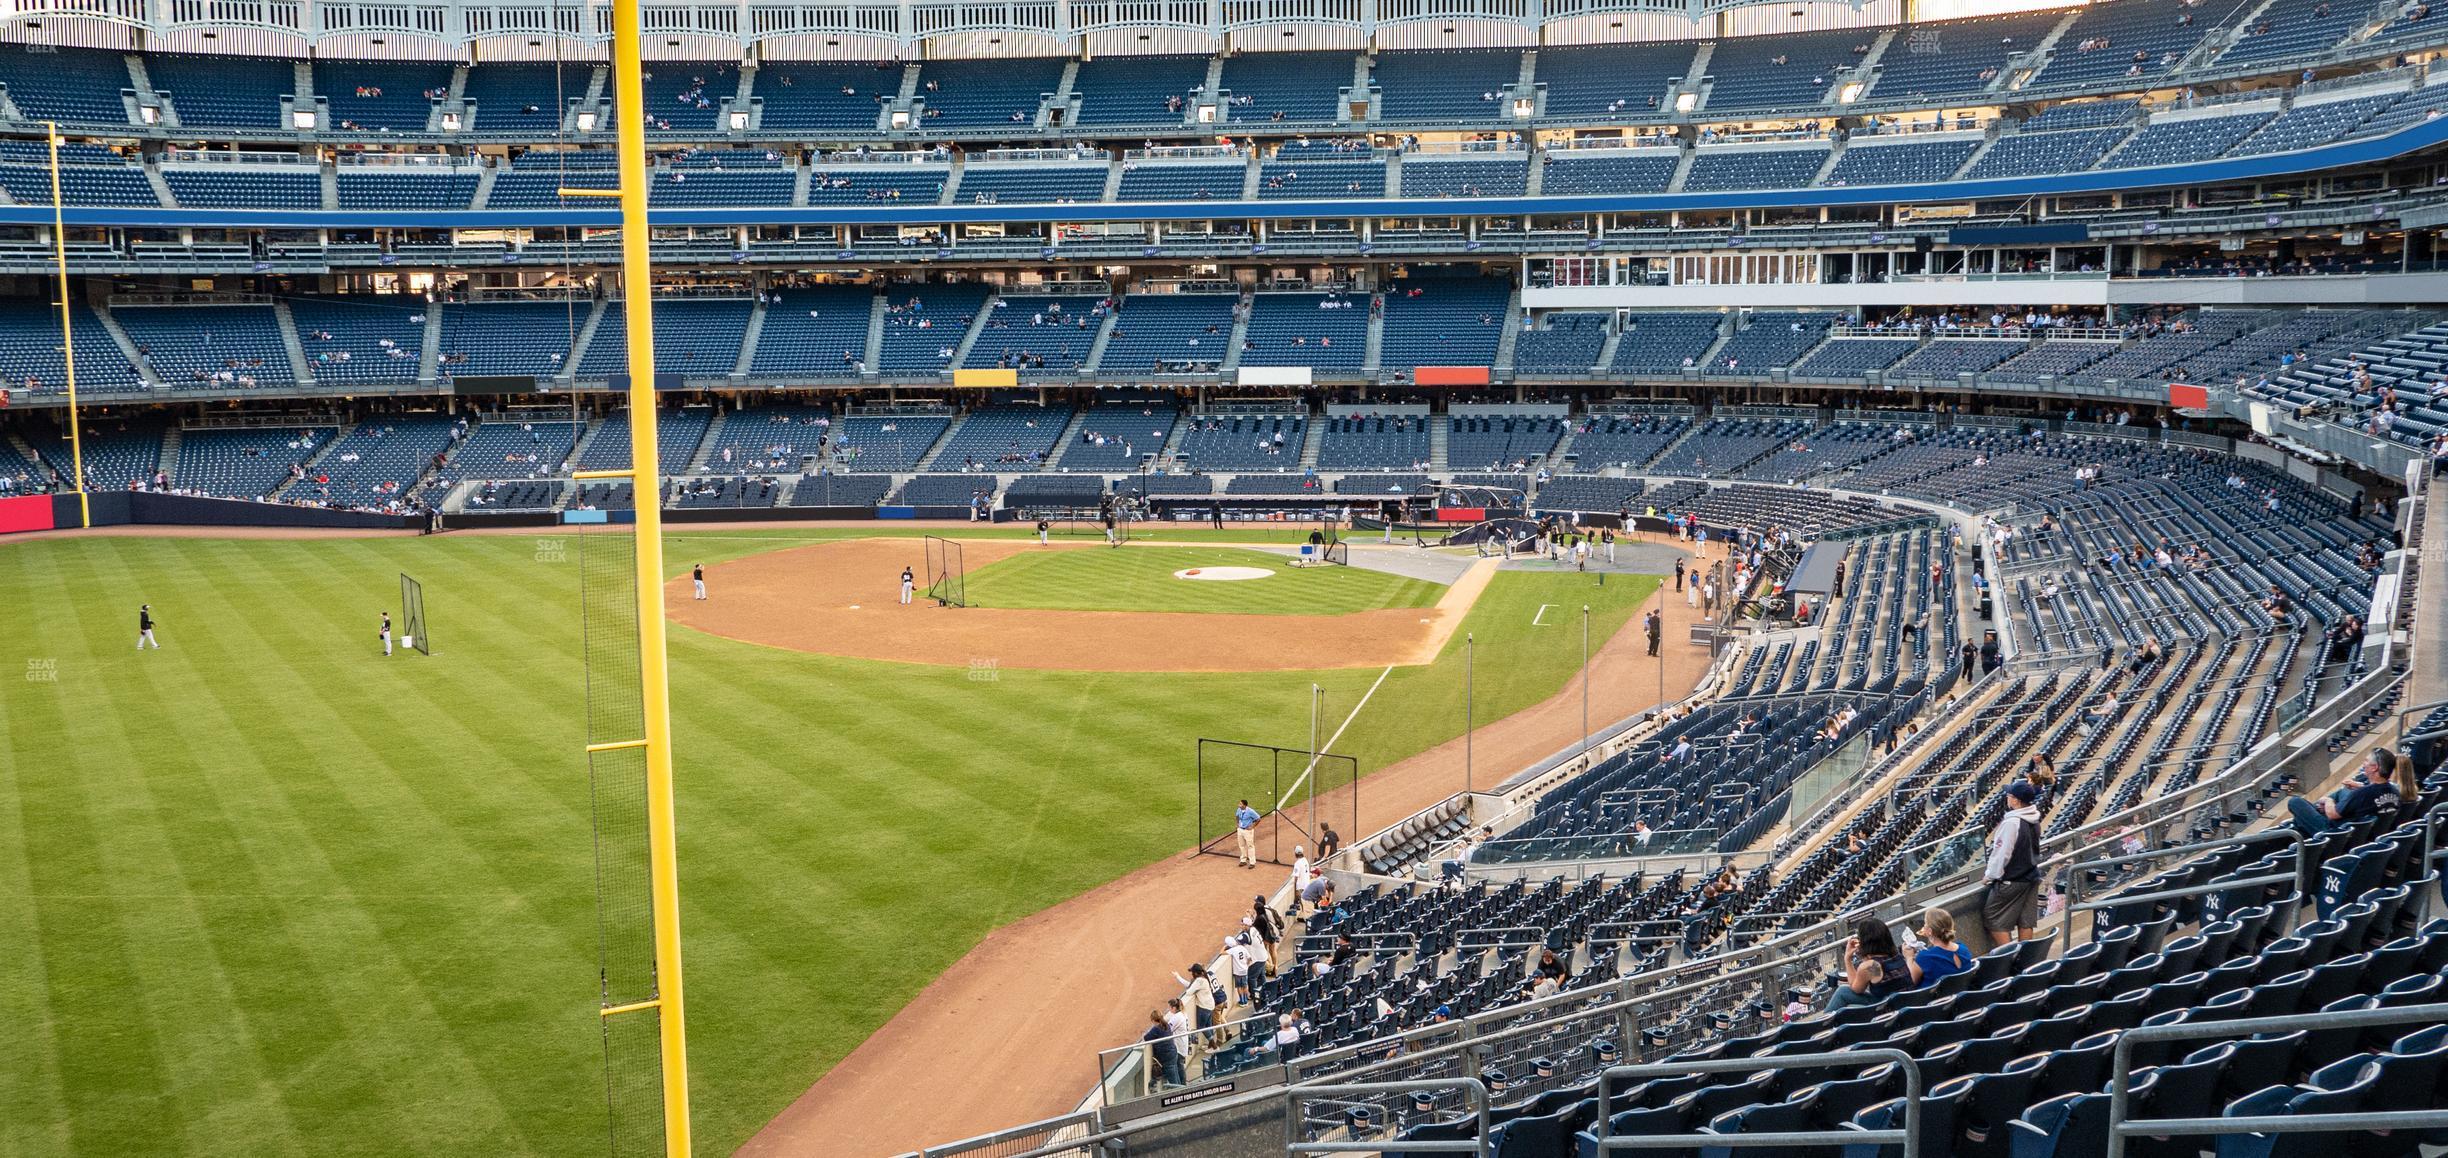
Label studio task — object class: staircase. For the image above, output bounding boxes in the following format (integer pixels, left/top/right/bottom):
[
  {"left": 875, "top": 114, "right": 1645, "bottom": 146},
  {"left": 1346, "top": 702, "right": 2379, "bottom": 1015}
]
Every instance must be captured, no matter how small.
[
  {"left": 471, "top": 164, "right": 499, "bottom": 209},
  {"left": 291, "top": 61, "right": 317, "bottom": 126},
  {"left": 1220, "top": 293, "right": 1253, "bottom": 372},
  {"left": 1082, "top": 307, "right": 1121, "bottom": 374},
  {"left": 912, "top": 415, "right": 965, "bottom": 470},
  {"left": 1524, "top": 149, "right": 1546, "bottom": 196},
  {"left": 143, "top": 163, "right": 177, "bottom": 209},
  {"left": 1241, "top": 152, "right": 1264, "bottom": 199},
  {"left": 157, "top": 425, "right": 183, "bottom": 484},
  {"left": 862, "top": 292, "right": 887, "bottom": 375},
  {"left": 1811, "top": 142, "right": 1847, "bottom": 186},
  {"left": 571, "top": 66, "right": 610, "bottom": 135},
  {"left": 1040, "top": 407, "right": 1095, "bottom": 469},
  {"left": 430, "top": 65, "right": 471, "bottom": 132},
  {"left": 1691, "top": 315, "right": 1739, "bottom": 374},
  {"left": 91, "top": 305, "right": 155, "bottom": 387},
  {"left": 271, "top": 432, "right": 347, "bottom": 499},
  {"left": 1665, "top": 142, "right": 1697, "bottom": 192},
  {"left": 565, "top": 415, "right": 609, "bottom": 470},
  {"left": 1493, "top": 285, "right": 1524, "bottom": 372},
  {"left": 271, "top": 300, "right": 314, "bottom": 385},
  {"left": 1954, "top": 122, "right": 2008, "bottom": 179},
  {"left": 947, "top": 291, "right": 998, "bottom": 369},
  {"left": 124, "top": 55, "right": 173, "bottom": 128},
  {"left": 1640, "top": 421, "right": 1702, "bottom": 472},
  {"left": 1998, "top": 12, "right": 2081, "bottom": 90},
  {"left": 1429, "top": 414, "right": 1450, "bottom": 470},
  {"left": 688, "top": 410, "right": 727, "bottom": 473},
  {"left": 319, "top": 162, "right": 338, "bottom": 210},
  {"left": 1297, "top": 415, "right": 1327, "bottom": 468},
  {"left": 419, "top": 305, "right": 444, "bottom": 384},
  {"left": 1048, "top": 59, "right": 1081, "bottom": 127},
  {"left": 1384, "top": 151, "right": 1404, "bottom": 198},
  {"left": 940, "top": 155, "right": 966, "bottom": 205},
  {"left": 790, "top": 161, "right": 812, "bottom": 206},
  {"left": 1362, "top": 297, "right": 1385, "bottom": 372},
  {"left": 1593, "top": 322, "right": 1625, "bottom": 374},
  {"left": 1546, "top": 421, "right": 1583, "bottom": 475},
  {"left": 565, "top": 298, "right": 609, "bottom": 382},
  {"left": 1158, "top": 414, "right": 1193, "bottom": 463},
  {"left": 733, "top": 296, "right": 768, "bottom": 377},
  {"left": 728, "top": 66, "right": 758, "bottom": 131}
]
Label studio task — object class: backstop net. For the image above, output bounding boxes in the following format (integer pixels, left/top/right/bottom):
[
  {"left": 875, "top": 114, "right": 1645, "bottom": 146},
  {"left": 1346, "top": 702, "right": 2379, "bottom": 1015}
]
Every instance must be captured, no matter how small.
[
  {"left": 399, "top": 573, "right": 431, "bottom": 655},
  {"left": 1195, "top": 738, "right": 1359, "bottom": 866},
  {"left": 925, "top": 535, "right": 967, "bottom": 607}
]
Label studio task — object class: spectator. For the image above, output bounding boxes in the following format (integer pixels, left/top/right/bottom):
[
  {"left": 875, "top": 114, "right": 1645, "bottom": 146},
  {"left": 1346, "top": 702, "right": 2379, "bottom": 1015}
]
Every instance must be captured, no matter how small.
[
  {"left": 2288, "top": 747, "right": 2404, "bottom": 835},
  {"left": 1173, "top": 963, "right": 1219, "bottom": 1045},
  {"left": 1143, "top": 1010, "right": 1185, "bottom": 1089},
  {"left": 1317, "top": 822, "right": 1341, "bottom": 862},
  {"left": 1299, "top": 869, "right": 1335, "bottom": 917},
  {"left": 1224, "top": 933, "right": 1256, "bottom": 1005},
  {"left": 1250, "top": 894, "right": 1285, "bottom": 968},
  {"left": 1980, "top": 781, "right": 2046, "bottom": 947},
  {"left": 1826, "top": 917, "right": 1914, "bottom": 1011},
  {"left": 1912, "top": 908, "right": 1974, "bottom": 987}
]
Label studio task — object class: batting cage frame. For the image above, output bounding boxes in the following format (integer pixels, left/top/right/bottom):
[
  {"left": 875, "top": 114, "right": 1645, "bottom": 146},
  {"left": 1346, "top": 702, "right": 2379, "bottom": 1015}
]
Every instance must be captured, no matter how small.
[
  {"left": 1195, "top": 739, "right": 1359, "bottom": 866},
  {"left": 925, "top": 535, "right": 967, "bottom": 607},
  {"left": 398, "top": 573, "right": 431, "bottom": 655}
]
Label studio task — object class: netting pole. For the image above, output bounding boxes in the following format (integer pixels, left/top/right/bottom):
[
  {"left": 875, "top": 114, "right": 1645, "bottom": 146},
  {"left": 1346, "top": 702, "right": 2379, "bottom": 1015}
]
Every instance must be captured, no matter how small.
[{"left": 608, "top": 0, "right": 692, "bottom": 1147}]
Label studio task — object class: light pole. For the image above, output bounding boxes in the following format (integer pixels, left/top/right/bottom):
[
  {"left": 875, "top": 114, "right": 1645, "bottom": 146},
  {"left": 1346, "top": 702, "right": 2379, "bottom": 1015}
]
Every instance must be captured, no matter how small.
[
  {"left": 1465, "top": 632, "right": 1475, "bottom": 796},
  {"left": 1581, "top": 605, "right": 1591, "bottom": 752}
]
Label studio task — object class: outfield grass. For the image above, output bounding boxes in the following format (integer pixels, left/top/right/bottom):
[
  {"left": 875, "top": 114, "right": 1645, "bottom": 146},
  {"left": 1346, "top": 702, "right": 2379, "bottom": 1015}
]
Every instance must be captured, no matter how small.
[
  {"left": 959, "top": 546, "right": 1443, "bottom": 615},
  {"left": 0, "top": 531, "right": 1654, "bottom": 1158}
]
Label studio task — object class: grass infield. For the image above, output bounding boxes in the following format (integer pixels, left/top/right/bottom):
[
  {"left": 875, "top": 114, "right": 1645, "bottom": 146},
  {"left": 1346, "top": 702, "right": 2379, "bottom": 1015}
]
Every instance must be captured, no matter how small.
[
  {"left": 958, "top": 546, "right": 1443, "bottom": 615},
  {"left": 0, "top": 531, "right": 1656, "bottom": 1157}
]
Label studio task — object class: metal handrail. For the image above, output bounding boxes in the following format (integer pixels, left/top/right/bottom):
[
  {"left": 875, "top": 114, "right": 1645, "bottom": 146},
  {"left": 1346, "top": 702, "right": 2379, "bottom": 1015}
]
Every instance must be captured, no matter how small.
[
  {"left": 1594, "top": 1049, "right": 1923, "bottom": 1156},
  {"left": 2104, "top": 1003, "right": 2448, "bottom": 1158},
  {"left": 1286, "top": 1079, "right": 1489, "bottom": 1155},
  {"left": 2056, "top": 826, "right": 2308, "bottom": 953}
]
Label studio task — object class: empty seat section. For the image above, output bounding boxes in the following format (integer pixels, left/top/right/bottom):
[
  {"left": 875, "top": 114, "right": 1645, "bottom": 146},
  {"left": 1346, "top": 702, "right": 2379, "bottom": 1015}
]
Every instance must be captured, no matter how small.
[
  {"left": 1795, "top": 337, "right": 1918, "bottom": 377},
  {"left": 1062, "top": 405, "right": 1178, "bottom": 470},
  {"left": 1220, "top": 52, "right": 1352, "bottom": 123},
  {"left": 163, "top": 168, "right": 322, "bottom": 209},
  {"left": 0, "top": 45, "right": 133, "bottom": 124},
  {"left": 751, "top": 286, "right": 876, "bottom": 378},
  {"left": 1966, "top": 126, "right": 2132, "bottom": 178},
  {"left": 290, "top": 296, "right": 426, "bottom": 384},
  {"left": 1533, "top": 43, "right": 1698, "bottom": 118},
  {"left": 1866, "top": 9, "right": 2066, "bottom": 101},
  {"left": 0, "top": 298, "right": 141, "bottom": 396},
  {"left": 607, "top": 61, "right": 737, "bottom": 133},
  {"left": 931, "top": 405, "right": 1072, "bottom": 469},
  {"left": 1567, "top": 415, "right": 1689, "bottom": 470},
  {"left": 575, "top": 408, "right": 713, "bottom": 475},
  {"left": 963, "top": 295, "right": 1105, "bottom": 376},
  {"left": 911, "top": 57, "right": 1066, "bottom": 127},
  {"left": 805, "top": 164, "right": 947, "bottom": 205},
  {"left": 1701, "top": 28, "right": 1867, "bottom": 113},
  {"left": 1610, "top": 313, "right": 1724, "bottom": 375},
  {"left": 1379, "top": 276, "right": 1509, "bottom": 369},
  {"left": 1258, "top": 155, "right": 1386, "bottom": 199},
  {"left": 1115, "top": 161, "right": 1246, "bottom": 201},
  {"left": 463, "top": 63, "right": 591, "bottom": 134},
  {"left": 1239, "top": 292, "right": 1368, "bottom": 370},
  {"left": 147, "top": 54, "right": 292, "bottom": 129},
  {"left": 1316, "top": 415, "right": 1429, "bottom": 469},
  {"left": 700, "top": 404, "right": 834, "bottom": 472},
  {"left": 1893, "top": 338, "right": 2030, "bottom": 377},
  {"left": 1175, "top": 414, "right": 1305, "bottom": 470},
  {"left": 1067, "top": 55, "right": 1208, "bottom": 126},
  {"left": 577, "top": 298, "right": 753, "bottom": 381},
  {"left": 2031, "top": 0, "right": 2256, "bottom": 87},
  {"left": 751, "top": 61, "right": 898, "bottom": 131},
  {"left": 2219, "top": 0, "right": 2369, "bottom": 63},
  {"left": 1682, "top": 147, "right": 1830, "bottom": 192},
  {"left": 1823, "top": 138, "right": 1978, "bottom": 185},
  {"left": 297, "top": 414, "right": 456, "bottom": 507},
  {"left": 1370, "top": 50, "right": 1521, "bottom": 121},
  {"left": 437, "top": 300, "right": 583, "bottom": 378},
  {"left": 1535, "top": 144, "right": 1684, "bottom": 191},
  {"left": 173, "top": 426, "right": 331, "bottom": 497},
  {"left": 2231, "top": 91, "right": 2402, "bottom": 155},
  {"left": 0, "top": 147, "right": 158, "bottom": 208},
  {"left": 316, "top": 60, "right": 451, "bottom": 132},
  {"left": 875, "top": 284, "right": 991, "bottom": 375},
  {"left": 335, "top": 168, "right": 480, "bottom": 209},
  {"left": 1399, "top": 156, "right": 1528, "bottom": 197},
  {"left": 1448, "top": 415, "right": 1564, "bottom": 470},
  {"left": 1100, "top": 293, "right": 1238, "bottom": 373},
  {"left": 1511, "top": 314, "right": 1608, "bottom": 374},
  {"left": 115, "top": 304, "right": 295, "bottom": 389},
  {"left": 1707, "top": 312, "right": 1834, "bottom": 374},
  {"left": 832, "top": 414, "right": 952, "bottom": 471},
  {"left": 956, "top": 165, "right": 1108, "bottom": 204},
  {"left": 2099, "top": 109, "right": 2273, "bottom": 168}
]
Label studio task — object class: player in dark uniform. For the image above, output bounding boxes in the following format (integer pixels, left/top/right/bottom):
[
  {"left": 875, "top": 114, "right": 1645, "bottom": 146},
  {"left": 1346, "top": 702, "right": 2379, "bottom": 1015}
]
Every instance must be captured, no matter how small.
[{"left": 137, "top": 604, "right": 159, "bottom": 650}]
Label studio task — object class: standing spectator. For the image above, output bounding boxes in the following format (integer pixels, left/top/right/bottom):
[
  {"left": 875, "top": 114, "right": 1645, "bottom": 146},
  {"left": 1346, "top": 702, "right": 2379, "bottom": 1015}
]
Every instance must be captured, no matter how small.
[
  {"left": 1142, "top": 1010, "right": 1185, "bottom": 1089},
  {"left": 1674, "top": 557, "right": 1686, "bottom": 592},
  {"left": 1224, "top": 933, "right": 1256, "bottom": 1005},
  {"left": 1173, "top": 962, "right": 1220, "bottom": 1046},
  {"left": 1316, "top": 822, "right": 1341, "bottom": 862},
  {"left": 1289, "top": 845, "right": 1309, "bottom": 892},
  {"left": 1980, "top": 782, "right": 2046, "bottom": 947},
  {"left": 1234, "top": 799, "right": 1261, "bottom": 868},
  {"left": 1250, "top": 894, "right": 1285, "bottom": 968}
]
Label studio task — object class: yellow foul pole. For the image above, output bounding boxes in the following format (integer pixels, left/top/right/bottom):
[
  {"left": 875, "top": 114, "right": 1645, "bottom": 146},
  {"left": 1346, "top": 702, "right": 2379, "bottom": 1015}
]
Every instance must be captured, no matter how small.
[
  {"left": 46, "top": 122, "right": 89, "bottom": 528},
  {"left": 566, "top": 0, "right": 693, "bottom": 1148}
]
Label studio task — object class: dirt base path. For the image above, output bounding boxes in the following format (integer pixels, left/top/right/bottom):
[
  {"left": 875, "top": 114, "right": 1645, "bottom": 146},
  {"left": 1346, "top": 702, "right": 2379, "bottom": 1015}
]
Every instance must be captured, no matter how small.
[
  {"left": 740, "top": 563, "right": 1718, "bottom": 1157},
  {"left": 668, "top": 538, "right": 1499, "bottom": 672}
]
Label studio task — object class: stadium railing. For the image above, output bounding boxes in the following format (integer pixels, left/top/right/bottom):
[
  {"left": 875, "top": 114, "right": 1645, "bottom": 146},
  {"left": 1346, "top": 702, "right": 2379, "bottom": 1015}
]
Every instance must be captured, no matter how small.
[{"left": 907, "top": 478, "right": 2425, "bottom": 1157}]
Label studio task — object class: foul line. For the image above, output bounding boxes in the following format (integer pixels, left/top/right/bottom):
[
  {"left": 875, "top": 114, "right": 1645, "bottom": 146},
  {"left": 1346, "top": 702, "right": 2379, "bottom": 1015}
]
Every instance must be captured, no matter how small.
[
  {"left": 1275, "top": 663, "right": 1395, "bottom": 815},
  {"left": 1532, "top": 603, "right": 1558, "bottom": 626}
]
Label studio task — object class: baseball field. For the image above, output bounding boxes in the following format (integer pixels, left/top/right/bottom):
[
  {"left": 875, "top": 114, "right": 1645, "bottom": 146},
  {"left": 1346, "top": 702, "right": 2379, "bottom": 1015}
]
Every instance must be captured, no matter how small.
[{"left": 0, "top": 525, "right": 1658, "bottom": 1157}]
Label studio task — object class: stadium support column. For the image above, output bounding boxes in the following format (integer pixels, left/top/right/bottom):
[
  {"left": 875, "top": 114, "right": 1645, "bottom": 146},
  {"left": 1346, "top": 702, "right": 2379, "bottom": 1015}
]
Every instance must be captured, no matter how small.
[{"left": 46, "top": 122, "right": 88, "bottom": 529}]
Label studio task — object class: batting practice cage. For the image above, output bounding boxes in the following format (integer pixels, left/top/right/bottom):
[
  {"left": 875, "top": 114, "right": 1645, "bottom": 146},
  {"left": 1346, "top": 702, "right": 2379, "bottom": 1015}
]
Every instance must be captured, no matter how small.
[
  {"left": 925, "top": 535, "right": 967, "bottom": 607},
  {"left": 1195, "top": 739, "right": 1359, "bottom": 866},
  {"left": 398, "top": 573, "right": 431, "bottom": 655}
]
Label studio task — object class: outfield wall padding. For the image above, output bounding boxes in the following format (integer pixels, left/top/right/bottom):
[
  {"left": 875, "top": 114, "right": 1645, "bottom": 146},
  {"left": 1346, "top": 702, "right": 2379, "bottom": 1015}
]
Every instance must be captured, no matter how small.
[{"left": 5, "top": 491, "right": 418, "bottom": 533}]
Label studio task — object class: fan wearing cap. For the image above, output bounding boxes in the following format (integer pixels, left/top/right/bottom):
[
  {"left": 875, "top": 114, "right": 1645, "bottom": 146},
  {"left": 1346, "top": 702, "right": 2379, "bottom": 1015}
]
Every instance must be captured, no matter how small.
[{"left": 1980, "top": 780, "right": 2046, "bottom": 947}]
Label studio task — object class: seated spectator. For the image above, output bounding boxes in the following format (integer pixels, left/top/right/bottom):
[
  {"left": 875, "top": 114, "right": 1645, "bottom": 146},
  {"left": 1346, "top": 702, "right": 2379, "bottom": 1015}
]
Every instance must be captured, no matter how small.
[
  {"left": 2288, "top": 748, "right": 2404, "bottom": 835},
  {"left": 1912, "top": 908, "right": 1974, "bottom": 988},
  {"left": 1826, "top": 917, "right": 1914, "bottom": 1011}
]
